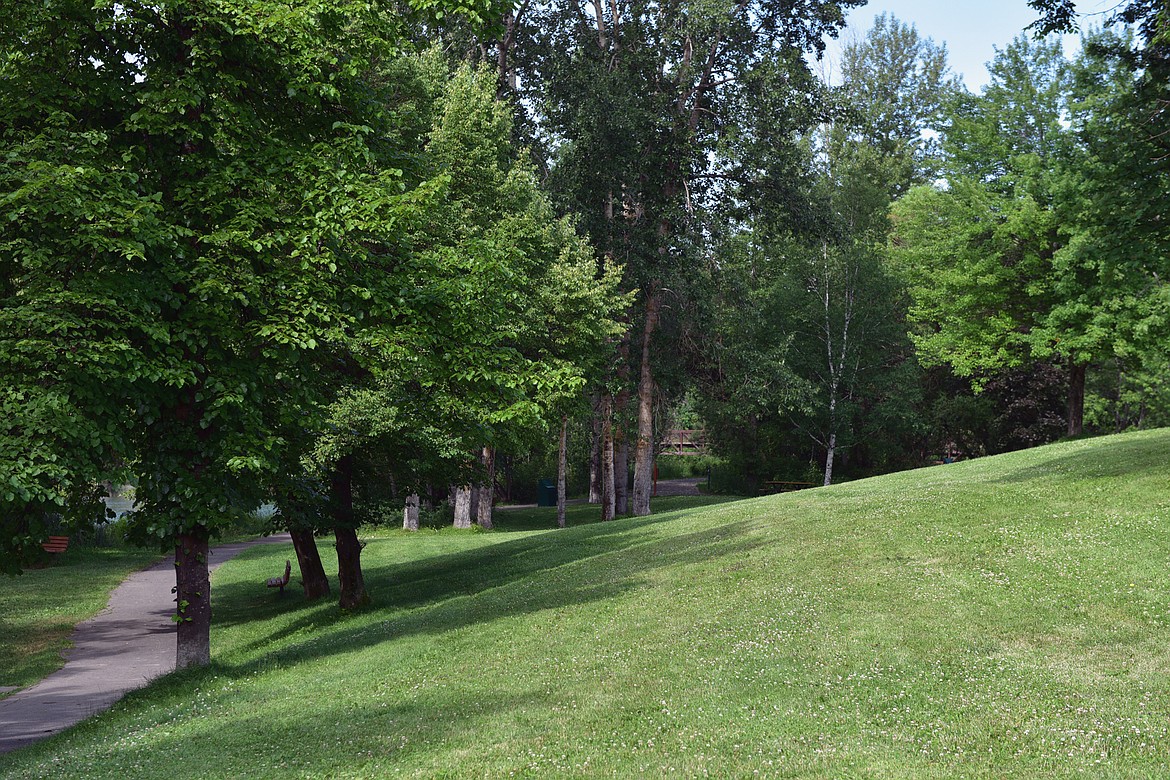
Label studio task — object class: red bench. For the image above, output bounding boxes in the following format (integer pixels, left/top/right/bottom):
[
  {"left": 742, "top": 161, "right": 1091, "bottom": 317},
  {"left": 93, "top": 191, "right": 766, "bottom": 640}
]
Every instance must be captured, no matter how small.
[
  {"left": 266, "top": 559, "right": 291, "bottom": 595},
  {"left": 41, "top": 536, "right": 70, "bottom": 554}
]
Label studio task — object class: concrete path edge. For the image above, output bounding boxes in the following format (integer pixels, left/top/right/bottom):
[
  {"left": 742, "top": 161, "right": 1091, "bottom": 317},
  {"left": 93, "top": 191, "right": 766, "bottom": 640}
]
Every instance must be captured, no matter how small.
[{"left": 0, "top": 533, "right": 292, "bottom": 754}]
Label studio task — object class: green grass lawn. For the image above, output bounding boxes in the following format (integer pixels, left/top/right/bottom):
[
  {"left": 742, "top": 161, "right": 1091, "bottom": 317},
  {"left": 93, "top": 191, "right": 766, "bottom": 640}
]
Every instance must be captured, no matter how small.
[
  {"left": 0, "top": 547, "right": 162, "bottom": 696},
  {"left": 5, "top": 430, "right": 1170, "bottom": 777}
]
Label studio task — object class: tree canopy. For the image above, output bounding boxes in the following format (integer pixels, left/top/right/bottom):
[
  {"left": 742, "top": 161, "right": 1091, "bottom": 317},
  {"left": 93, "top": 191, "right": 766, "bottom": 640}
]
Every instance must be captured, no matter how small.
[
  {"left": 1, "top": 0, "right": 620, "bottom": 660},
  {"left": 4, "top": 0, "right": 1170, "bottom": 670}
]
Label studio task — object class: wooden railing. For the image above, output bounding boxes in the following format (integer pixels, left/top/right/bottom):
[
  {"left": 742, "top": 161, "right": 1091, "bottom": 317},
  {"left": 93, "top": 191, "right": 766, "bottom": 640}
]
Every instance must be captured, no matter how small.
[{"left": 659, "top": 429, "right": 707, "bottom": 456}]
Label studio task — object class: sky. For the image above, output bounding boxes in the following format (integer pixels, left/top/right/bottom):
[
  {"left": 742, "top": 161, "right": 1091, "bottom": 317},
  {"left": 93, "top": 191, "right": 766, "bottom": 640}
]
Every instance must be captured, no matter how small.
[{"left": 823, "top": 0, "right": 1101, "bottom": 91}]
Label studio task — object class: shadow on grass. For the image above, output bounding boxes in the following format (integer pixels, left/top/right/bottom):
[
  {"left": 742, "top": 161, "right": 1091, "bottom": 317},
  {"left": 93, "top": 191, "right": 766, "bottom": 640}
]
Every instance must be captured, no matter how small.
[
  {"left": 210, "top": 496, "right": 741, "bottom": 635},
  {"left": 210, "top": 505, "right": 766, "bottom": 678},
  {"left": 46, "top": 679, "right": 553, "bottom": 778}
]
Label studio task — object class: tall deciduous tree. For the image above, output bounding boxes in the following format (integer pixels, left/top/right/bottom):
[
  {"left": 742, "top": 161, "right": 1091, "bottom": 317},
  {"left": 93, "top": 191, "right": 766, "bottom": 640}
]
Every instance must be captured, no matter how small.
[
  {"left": 1, "top": 0, "right": 425, "bottom": 663},
  {"left": 888, "top": 35, "right": 1095, "bottom": 435},
  {"left": 696, "top": 14, "right": 948, "bottom": 487},
  {"left": 1042, "top": 27, "right": 1170, "bottom": 406},
  {"left": 1028, "top": 0, "right": 1168, "bottom": 54},
  {"left": 517, "top": 0, "right": 863, "bottom": 515},
  {"left": 797, "top": 14, "right": 953, "bottom": 482},
  {"left": 833, "top": 13, "right": 962, "bottom": 196},
  {"left": 308, "top": 62, "right": 623, "bottom": 557},
  {"left": 892, "top": 28, "right": 1169, "bottom": 439}
]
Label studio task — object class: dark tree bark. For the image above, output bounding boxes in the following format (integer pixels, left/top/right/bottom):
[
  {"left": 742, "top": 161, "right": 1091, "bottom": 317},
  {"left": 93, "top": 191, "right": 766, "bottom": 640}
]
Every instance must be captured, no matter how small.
[
  {"left": 614, "top": 435, "right": 629, "bottom": 515},
  {"left": 334, "top": 527, "right": 369, "bottom": 610},
  {"left": 175, "top": 530, "right": 211, "bottom": 669},
  {"left": 331, "top": 456, "right": 368, "bottom": 609},
  {"left": 600, "top": 394, "right": 616, "bottom": 521},
  {"left": 1068, "top": 360, "right": 1087, "bottom": 437},
  {"left": 289, "top": 528, "right": 330, "bottom": 600},
  {"left": 631, "top": 290, "right": 661, "bottom": 516},
  {"left": 557, "top": 415, "right": 568, "bottom": 528},
  {"left": 613, "top": 329, "right": 632, "bottom": 515}
]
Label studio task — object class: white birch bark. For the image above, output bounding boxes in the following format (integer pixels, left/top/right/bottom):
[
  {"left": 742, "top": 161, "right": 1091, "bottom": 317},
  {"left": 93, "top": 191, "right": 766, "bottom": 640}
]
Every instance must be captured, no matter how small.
[{"left": 819, "top": 242, "right": 854, "bottom": 487}]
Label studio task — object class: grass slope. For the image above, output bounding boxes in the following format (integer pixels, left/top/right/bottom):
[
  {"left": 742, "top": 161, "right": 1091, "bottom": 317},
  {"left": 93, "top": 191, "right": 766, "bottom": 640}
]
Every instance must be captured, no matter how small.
[{"left": 4, "top": 430, "right": 1170, "bottom": 778}]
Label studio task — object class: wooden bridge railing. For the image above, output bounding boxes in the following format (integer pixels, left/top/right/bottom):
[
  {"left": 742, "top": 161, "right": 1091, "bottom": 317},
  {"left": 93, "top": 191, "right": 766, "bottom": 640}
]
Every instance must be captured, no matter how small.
[{"left": 658, "top": 429, "right": 707, "bottom": 456}]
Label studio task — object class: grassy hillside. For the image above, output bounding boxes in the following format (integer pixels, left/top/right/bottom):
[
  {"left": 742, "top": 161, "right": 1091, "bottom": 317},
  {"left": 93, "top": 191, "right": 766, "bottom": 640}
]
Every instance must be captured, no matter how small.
[{"left": 4, "top": 430, "right": 1170, "bottom": 778}]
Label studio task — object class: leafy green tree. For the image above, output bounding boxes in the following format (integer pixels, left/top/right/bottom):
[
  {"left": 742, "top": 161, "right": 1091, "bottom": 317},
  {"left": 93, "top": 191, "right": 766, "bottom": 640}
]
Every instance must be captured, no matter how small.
[
  {"left": 890, "top": 179, "right": 1059, "bottom": 375},
  {"left": 303, "top": 63, "right": 624, "bottom": 592},
  {"left": 832, "top": 13, "right": 962, "bottom": 197},
  {"left": 1027, "top": 1, "right": 1168, "bottom": 217},
  {"left": 789, "top": 244, "right": 918, "bottom": 485},
  {"left": 888, "top": 35, "right": 1093, "bottom": 435},
  {"left": 513, "top": 0, "right": 863, "bottom": 515},
  {"left": 698, "top": 191, "right": 919, "bottom": 487},
  {"left": 945, "top": 35, "right": 1069, "bottom": 195},
  {"left": 694, "top": 234, "right": 809, "bottom": 492},
  {"left": 1039, "top": 27, "right": 1170, "bottom": 428},
  {"left": 1028, "top": 7, "right": 1170, "bottom": 436},
  {"left": 893, "top": 29, "right": 1170, "bottom": 439},
  {"left": 791, "top": 15, "right": 958, "bottom": 481},
  {"left": 0, "top": 0, "right": 491, "bottom": 663},
  {"left": 1085, "top": 354, "right": 1170, "bottom": 433},
  {"left": 690, "top": 14, "right": 953, "bottom": 488},
  {"left": 1029, "top": 0, "right": 1168, "bottom": 52}
]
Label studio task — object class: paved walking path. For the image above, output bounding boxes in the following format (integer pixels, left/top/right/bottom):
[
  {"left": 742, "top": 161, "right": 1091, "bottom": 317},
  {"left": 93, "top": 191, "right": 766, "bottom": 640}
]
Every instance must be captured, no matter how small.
[
  {"left": 653, "top": 477, "right": 705, "bottom": 496},
  {"left": 0, "top": 534, "right": 291, "bottom": 754},
  {"left": 498, "top": 477, "right": 705, "bottom": 511}
]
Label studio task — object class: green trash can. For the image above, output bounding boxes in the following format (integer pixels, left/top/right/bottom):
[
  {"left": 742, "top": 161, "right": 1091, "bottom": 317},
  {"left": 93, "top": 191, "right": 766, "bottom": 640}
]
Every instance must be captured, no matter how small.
[{"left": 537, "top": 479, "right": 557, "bottom": 507}]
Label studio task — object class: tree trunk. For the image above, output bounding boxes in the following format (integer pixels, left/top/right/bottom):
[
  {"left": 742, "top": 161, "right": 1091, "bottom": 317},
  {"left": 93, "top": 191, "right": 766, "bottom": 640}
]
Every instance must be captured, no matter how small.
[
  {"left": 631, "top": 290, "right": 661, "bottom": 516},
  {"left": 557, "top": 415, "right": 568, "bottom": 529},
  {"left": 588, "top": 397, "right": 602, "bottom": 504},
  {"left": 289, "top": 528, "right": 330, "bottom": 600},
  {"left": 334, "top": 526, "right": 369, "bottom": 610},
  {"left": 823, "top": 383, "right": 839, "bottom": 487},
  {"left": 614, "top": 332, "right": 632, "bottom": 515},
  {"left": 1067, "top": 360, "right": 1086, "bottom": 437},
  {"left": 453, "top": 486, "right": 472, "bottom": 529},
  {"left": 174, "top": 529, "right": 211, "bottom": 669},
  {"left": 600, "top": 394, "right": 615, "bottom": 521},
  {"left": 495, "top": 8, "right": 522, "bottom": 95},
  {"left": 823, "top": 431, "right": 837, "bottom": 487},
  {"left": 477, "top": 445, "right": 495, "bottom": 530},
  {"left": 331, "top": 455, "right": 368, "bottom": 610},
  {"left": 614, "top": 435, "right": 629, "bottom": 515},
  {"left": 403, "top": 493, "right": 420, "bottom": 531}
]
